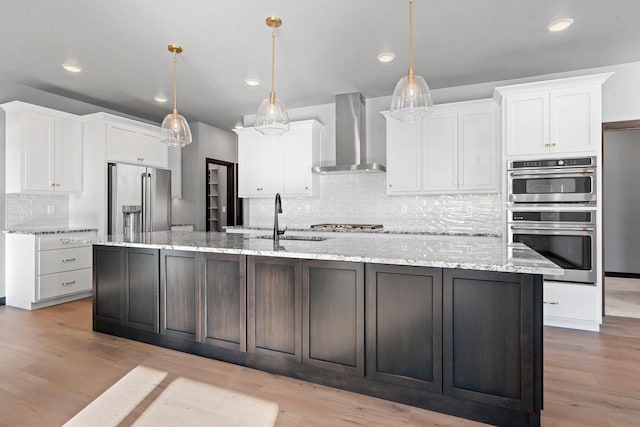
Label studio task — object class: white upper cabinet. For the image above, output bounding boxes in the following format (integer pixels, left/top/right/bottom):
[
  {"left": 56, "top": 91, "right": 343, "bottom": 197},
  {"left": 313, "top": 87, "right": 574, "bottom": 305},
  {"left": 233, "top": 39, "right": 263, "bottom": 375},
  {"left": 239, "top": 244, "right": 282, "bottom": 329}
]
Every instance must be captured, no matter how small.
[
  {"left": 282, "top": 123, "right": 320, "bottom": 197},
  {"left": 458, "top": 106, "right": 498, "bottom": 192},
  {"left": 422, "top": 111, "right": 458, "bottom": 192},
  {"left": 496, "top": 73, "right": 611, "bottom": 157},
  {"left": 106, "top": 120, "right": 168, "bottom": 168},
  {"left": 384, "top": 99, "right": 499, "bottom": 195},
  {"left": 2, "top": 102, "right": 83, "bottom": 194},
  {"left": 385, "top": 119, "right": 421, "bottom": 194},
  {"left": 236, "top": 120, "right": 322, "bottom": 198}
]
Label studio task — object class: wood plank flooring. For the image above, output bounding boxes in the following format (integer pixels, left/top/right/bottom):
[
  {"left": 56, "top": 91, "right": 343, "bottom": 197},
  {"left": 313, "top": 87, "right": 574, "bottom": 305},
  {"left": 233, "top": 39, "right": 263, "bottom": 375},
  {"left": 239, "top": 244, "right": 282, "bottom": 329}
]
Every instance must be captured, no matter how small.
[{"left": 1, "top": 298, "right": 639, "bottom": 426}]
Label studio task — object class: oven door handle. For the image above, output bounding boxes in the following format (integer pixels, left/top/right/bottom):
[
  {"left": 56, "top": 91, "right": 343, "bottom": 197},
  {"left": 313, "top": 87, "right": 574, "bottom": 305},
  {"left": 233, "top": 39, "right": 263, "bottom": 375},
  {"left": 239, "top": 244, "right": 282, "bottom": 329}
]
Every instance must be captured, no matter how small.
[
  {"left": 509, "top": 169, "right": 595, "bottom": 178},
  {"left": 510, "top": 225, "right": 595, "bottom": 233}
]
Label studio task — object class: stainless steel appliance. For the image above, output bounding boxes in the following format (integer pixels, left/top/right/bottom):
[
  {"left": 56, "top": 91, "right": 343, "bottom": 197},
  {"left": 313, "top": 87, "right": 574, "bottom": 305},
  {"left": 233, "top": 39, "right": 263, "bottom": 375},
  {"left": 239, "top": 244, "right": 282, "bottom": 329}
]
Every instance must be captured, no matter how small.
[
  {"left": 122, "top": 205, "right": 142, "bottom": 239},
  {"left": 310, "top": 224, "right": 383, "bottom": 231},
  {"left": 108, "top": 163, "right": 171, "bottom": 235},
  {"left": 507, "top": 157, "right": 596, "bottom": 205},
  {"left": 508, "top": 210, "right": 596, "bottom": 284}
]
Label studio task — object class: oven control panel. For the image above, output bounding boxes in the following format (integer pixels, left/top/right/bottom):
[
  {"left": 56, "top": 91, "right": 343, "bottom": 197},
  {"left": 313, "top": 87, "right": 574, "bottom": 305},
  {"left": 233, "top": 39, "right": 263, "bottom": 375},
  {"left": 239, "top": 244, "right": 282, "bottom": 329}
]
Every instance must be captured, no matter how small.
[{"left": 509, "top": 157, "right": 595, "bottom": 170}]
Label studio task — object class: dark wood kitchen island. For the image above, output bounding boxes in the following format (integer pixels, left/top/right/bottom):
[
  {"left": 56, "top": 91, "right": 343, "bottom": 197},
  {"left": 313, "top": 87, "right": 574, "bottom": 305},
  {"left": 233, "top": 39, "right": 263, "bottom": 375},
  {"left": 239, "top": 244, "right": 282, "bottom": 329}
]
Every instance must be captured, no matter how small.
[{"left": 87, "top": 231, "right": 561, "bottom": 427}]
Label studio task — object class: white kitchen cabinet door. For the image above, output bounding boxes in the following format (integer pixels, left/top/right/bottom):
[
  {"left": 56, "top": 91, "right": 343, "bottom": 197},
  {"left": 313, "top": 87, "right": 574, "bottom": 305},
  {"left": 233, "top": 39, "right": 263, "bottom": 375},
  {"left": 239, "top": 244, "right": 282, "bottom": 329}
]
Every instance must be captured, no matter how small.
[
  {"left": 458, "top": 107, "right": 497, "bottom": 192},
  {"left": 550, "top": 86, "right": 600, "bottom": 154},
  {"left": 138, "top": 129, "right": 168, "bottom": 168},
  {"left": 422, "top": 111, "right": 458, "bottom": 192},
  {"left": 260, "top": 136, "right": 284, "bottom": 197},
  {"left": 107, "top": 122, "right": 138, "bottom": 163},
  {"left": 283, "top": 126, "right": 313, "bottom": 196},
  {"left": 238, "top": 130, "right": 265, "bottom": 197},
  {"left": 505, "top": 92, "right": 550, "bottom": 156},
  {"left": 53, "top": 118, "right": 83, "bottom": 192},
  {"left": 23, "top": 112, "right": 55, "bottom": 191},
  {"left": 385, "top": 119, "right": 422, "bottom": 194}
]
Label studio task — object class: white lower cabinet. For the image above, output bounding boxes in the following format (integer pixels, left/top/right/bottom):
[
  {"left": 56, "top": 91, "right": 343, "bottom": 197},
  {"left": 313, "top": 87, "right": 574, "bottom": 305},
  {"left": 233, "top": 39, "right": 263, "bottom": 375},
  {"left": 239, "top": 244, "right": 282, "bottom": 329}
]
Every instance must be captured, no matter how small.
[
  {"left": 543, "top": 281, "right": 600, "bottom": 331},
  {"left": 384, "top": 99, "right": 499, "bottom": 195},
  {"left": 5, "top": 232, "right": 96, "bottom": 310}
]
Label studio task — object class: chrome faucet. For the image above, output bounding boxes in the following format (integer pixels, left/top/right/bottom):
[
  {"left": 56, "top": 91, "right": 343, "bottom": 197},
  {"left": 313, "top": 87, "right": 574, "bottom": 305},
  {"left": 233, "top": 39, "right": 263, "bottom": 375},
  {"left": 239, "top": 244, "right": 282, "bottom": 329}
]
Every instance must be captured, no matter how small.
[{"left": 273, "top": 193, "right": 286, "bottom": 244}]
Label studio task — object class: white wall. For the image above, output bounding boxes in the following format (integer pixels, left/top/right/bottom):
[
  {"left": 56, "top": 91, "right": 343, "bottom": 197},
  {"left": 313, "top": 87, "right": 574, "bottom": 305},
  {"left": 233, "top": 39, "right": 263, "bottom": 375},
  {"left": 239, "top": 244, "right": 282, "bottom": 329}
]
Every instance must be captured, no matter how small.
[{"left": 172, "top": 121, "right": 237, "bottom": 231}]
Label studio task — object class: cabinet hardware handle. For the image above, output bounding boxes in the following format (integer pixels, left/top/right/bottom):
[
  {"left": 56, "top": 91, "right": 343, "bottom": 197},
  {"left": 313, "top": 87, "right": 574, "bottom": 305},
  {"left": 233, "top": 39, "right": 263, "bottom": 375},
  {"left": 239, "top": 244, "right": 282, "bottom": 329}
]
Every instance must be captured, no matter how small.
[
  {"left": 62, "top": 258, "right": 76, "bottom": 263},
  {"left": 388, "top": 184, "right": 392, "bottom": 188},
  {"left": 51, "top": 183, "right": 55, "bottom": 187},
  {"left": 543, "top": 301, "right": 559, "bottom": 305},
  {"left": 544, "top": 143, "right": 550, "bottom": 148},
  {"left": 55, "top": 183, "right": 61, "bottom": 187},
  {"left": 137, "top": 157, "right": 144, "bottom": 161},
  {"left": 60, "top": 240, "right": 73, "bottom": 244},
  {"left": 305, "top": 186, "right": 308, "bottom": 190},
  {"left": 61, "top": 281, "right": 76, "bottom": 286},
  {"left": 550, "top": 143, "right": 557, "bottom": 147}
]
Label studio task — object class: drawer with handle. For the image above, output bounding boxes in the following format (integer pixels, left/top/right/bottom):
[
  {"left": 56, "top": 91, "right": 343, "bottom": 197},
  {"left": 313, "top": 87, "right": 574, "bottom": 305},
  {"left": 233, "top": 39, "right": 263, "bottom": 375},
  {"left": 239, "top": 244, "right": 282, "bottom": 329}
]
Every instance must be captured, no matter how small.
[
  {"left": 38, "top": 268, "right": 92, "bottom": 301},
  {"left": 37, "top": 232, "right": 95, "bottom": 251},
  {"left": 38, "top": 247, "right": 92, "bottom": 275},
  {"left": 543, "top": 281, "right": 598, "bottom": 321}
]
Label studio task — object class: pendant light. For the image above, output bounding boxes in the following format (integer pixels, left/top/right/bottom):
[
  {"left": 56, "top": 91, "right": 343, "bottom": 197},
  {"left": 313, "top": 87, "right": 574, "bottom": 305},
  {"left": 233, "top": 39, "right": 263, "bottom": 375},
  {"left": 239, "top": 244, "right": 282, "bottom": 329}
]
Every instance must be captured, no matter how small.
[
  {"left": 389, "top": 0, "right": 433, "bottom": 122},
  {"left": 255, "top": 17, "right": 290, "bottom": 136},
  {"left": 160, "top": 44, "right": 192, "bottom": 147}
]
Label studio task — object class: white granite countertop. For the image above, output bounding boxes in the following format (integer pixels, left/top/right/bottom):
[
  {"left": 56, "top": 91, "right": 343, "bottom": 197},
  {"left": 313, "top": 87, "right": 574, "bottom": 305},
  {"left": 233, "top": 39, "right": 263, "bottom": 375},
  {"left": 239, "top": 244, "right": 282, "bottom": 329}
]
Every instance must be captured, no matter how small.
[
  {"left": 4, "top": 227, "right": 98, "bottom": 235},
  {"left": 224, "top": 225, "right": 500, "bottom": 237},
  {"left": 82, "top": 231, "right": 562, "bottom": 275}
]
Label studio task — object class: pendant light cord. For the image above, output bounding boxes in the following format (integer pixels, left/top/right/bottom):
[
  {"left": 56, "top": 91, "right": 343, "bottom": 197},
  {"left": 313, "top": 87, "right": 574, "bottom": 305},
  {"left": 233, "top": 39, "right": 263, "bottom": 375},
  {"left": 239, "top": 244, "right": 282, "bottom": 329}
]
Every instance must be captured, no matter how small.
[
  {"left": 270, "top": 25, "right": 276, "bottom": 103},
  {"left": 173, "top": 53, "right": 178, "bottom": 116},
  {"left": 408, "top": 0, "right": 414, "bottom": 76}
]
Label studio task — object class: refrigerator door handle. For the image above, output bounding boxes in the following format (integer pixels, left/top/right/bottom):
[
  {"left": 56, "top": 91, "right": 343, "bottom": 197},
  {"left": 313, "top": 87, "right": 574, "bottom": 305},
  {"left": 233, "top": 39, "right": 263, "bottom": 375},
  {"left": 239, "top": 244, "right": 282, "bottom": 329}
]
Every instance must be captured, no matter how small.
[
  {"left": 108, "top": 163, "right": 117, "bottom": 235},
  {"left": 141, "top": 173, "right": 147, "bottom": 232},
  {"left": 148, "top": 172, "right": 153, "bottom": 232}
]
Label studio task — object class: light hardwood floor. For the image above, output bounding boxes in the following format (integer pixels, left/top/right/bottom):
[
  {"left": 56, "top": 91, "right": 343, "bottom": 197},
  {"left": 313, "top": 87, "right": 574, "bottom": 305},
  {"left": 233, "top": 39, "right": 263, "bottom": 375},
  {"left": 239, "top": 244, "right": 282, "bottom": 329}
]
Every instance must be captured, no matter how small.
[{"left": 0, "top": 298, "right": 639, "bottom": 426}]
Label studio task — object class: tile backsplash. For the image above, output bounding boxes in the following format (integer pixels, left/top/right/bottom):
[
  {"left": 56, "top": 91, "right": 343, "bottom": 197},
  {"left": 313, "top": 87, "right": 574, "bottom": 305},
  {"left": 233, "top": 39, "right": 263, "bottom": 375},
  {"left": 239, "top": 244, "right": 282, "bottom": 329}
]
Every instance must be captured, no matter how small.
[
  {"left": 247, "top": 174, "right": 503, "bottom": 235},
  {"left": 5, "top": 194, "right": 69, "bottom": 229}
]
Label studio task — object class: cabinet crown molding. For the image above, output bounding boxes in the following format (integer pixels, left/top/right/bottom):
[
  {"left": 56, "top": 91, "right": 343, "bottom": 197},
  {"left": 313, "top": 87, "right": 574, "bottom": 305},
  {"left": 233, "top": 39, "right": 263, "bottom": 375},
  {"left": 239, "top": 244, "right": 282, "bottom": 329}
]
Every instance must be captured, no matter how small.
[
  {"left": 0, "top": 100, "right": 82, "bottom": 120},
  {"left": 493, "top": 72, "right": 613, "bottom": 104},
  {"left": 234, "top": 119, "right": 323, "bottom": 135}
]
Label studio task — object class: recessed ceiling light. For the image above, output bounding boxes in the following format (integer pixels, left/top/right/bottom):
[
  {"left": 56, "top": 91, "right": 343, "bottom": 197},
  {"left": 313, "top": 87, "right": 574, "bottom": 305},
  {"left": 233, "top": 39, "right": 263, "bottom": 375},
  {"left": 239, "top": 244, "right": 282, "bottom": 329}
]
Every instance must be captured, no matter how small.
[
  {"left": 377, "top": 53, "right": 396, "bottom": 63},
  {"left": 154, "top": 95, "right": 168, "bottom": 103},
  {"left": 547, "top": 18, "right": 574, "bottom": 32},
  {"left": 62, "top": 63, "right": 82, "bottom": 73},
  {"left": 244, "top": 78, "right": 260, "bottom": 87}
]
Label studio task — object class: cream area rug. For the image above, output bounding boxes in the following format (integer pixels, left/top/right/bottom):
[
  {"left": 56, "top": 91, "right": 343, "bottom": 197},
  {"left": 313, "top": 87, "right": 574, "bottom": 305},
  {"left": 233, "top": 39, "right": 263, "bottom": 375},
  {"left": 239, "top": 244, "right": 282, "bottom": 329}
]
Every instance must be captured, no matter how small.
[
  {"left": 64, "top": 365, "right": 279, "bottom": 427},
  {"left": 605, "top": 276, "right": 640, "bottom": 319}
]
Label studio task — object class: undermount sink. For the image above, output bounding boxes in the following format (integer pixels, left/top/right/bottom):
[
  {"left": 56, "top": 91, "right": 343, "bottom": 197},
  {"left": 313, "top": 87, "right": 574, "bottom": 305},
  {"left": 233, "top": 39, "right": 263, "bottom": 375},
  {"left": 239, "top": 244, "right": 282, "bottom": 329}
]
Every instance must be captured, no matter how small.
[{"left": 252, "top": 235, "right": 329, "bottom": 242}]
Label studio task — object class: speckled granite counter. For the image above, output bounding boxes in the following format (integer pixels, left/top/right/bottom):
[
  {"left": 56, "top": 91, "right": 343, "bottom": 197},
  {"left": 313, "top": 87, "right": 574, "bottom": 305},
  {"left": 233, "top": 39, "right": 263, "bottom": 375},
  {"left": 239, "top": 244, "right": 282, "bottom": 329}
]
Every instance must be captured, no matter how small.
[
  {"left": 4, "top": 227, "right": 98, "bottom": 235},
  {"left": 224, "top": 225, "right": 500, "bottom": 237},
  {"left": 83, "top": 230, "right": 561, "bottom": 275}
]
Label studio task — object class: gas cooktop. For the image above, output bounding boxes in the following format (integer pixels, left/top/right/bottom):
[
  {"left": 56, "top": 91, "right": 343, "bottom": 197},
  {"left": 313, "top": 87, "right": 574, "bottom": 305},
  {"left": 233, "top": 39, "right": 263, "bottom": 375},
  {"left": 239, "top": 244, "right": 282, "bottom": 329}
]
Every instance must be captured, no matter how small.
[{"left": 310, "top": 224, "right": 384, "bottom": 231}]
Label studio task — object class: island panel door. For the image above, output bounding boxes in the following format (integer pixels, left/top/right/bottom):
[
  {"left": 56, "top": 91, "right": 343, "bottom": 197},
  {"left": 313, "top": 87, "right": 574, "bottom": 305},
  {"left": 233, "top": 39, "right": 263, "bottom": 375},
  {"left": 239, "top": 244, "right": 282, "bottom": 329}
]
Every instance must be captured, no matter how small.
[
  {"left": 93, "top": 246, "right": 124, "bottom": 326},
  {"left": 366, "top": 264, "right": 442, "bottom": 392},
  {"left": 302, "top": 260, "right": 365, "bottom": 376},
  {"left": 160, "top": 250, "right": 198, "bottom": 341},
  {"left": 201, "top": 253, "right": 246, "bottom": 351},
  {"left": 124, "top": 247, "right": 159, "bottom": 333},
  {"left": 443, "top": 269, "right": 534, "bottom": 412},
  {"left": 247, "top": 256, "right": 302, "bottom": 362}
]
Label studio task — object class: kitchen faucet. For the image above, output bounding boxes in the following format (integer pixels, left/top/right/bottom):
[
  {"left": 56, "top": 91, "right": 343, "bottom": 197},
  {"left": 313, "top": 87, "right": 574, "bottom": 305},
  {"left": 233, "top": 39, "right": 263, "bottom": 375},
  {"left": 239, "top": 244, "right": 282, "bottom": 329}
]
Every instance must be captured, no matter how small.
[{"left": 273, "top": 193, "right": 286, "bottom": 244}]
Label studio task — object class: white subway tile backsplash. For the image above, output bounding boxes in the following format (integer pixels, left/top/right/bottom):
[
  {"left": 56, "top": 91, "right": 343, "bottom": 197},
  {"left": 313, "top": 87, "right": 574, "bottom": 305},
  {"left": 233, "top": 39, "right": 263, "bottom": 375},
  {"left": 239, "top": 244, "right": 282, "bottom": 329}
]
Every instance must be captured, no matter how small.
[
  {"left": 5, "top": 194, "right": 69, "bottom": 230},
  {"left": 248, "top": 174, "right": 502, "bottom": 235}
]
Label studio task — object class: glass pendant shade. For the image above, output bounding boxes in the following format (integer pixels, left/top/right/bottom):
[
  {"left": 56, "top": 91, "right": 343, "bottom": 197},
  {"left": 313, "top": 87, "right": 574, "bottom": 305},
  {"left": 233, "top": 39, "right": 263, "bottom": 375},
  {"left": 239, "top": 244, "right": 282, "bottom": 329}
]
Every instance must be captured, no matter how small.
[
  {"left": 160, "top": 111, "right": 192, "bottom": 147},
  {"left": 255, "top": 97, "right": 290, "bottom": 136},
  {"left": 389, "top": 74, "right": 433, "bottom": 122}
]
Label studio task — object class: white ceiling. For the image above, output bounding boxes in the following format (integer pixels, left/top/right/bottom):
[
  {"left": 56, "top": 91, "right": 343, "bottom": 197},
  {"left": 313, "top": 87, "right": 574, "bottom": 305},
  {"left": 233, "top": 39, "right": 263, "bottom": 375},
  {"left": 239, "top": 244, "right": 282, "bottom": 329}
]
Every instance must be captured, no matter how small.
[{"left": 1, "top": 0, "right": 639, "bottom": 130}]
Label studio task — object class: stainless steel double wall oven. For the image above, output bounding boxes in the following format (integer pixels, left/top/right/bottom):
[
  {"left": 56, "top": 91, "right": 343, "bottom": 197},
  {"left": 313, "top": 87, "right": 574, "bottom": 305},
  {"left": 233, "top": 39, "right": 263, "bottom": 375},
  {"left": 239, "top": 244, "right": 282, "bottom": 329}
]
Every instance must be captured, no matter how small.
[{"left": 507, "top": 157, "right": 597, "bottom": 284}]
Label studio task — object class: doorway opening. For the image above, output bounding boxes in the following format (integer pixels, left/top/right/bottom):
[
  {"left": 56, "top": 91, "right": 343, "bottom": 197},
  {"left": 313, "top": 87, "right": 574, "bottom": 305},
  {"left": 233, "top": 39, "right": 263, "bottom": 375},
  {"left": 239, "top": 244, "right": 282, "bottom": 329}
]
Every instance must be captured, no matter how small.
[
  {"left": 603, "top": 120, "right": 640, "bottom": 319},
  {"left": 205, "top": 158, "right": 242, "bottom": 232}
]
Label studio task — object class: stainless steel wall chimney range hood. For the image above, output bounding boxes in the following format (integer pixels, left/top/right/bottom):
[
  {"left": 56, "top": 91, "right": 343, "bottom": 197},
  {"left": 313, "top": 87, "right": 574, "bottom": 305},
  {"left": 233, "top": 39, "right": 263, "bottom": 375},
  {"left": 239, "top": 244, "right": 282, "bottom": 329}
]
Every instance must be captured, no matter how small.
[{"left": 312, "top": 93, "right": 386, "bottom": 174}]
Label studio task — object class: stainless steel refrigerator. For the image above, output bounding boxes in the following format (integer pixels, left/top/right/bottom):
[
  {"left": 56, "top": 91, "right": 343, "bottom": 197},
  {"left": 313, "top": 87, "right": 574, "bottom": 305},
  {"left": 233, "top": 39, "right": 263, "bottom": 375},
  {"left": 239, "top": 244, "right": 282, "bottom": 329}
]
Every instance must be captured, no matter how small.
[{"left": 108, "top": 163, "right": 171, "bottom": 235}]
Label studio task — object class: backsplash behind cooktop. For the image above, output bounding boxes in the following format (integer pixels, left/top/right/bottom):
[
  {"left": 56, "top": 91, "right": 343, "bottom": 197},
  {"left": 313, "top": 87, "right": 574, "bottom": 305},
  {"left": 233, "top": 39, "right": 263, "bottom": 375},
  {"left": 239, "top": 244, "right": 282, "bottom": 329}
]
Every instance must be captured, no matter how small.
[{"left": 247, "top": 174, "right": 502, "bottom": 235}]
